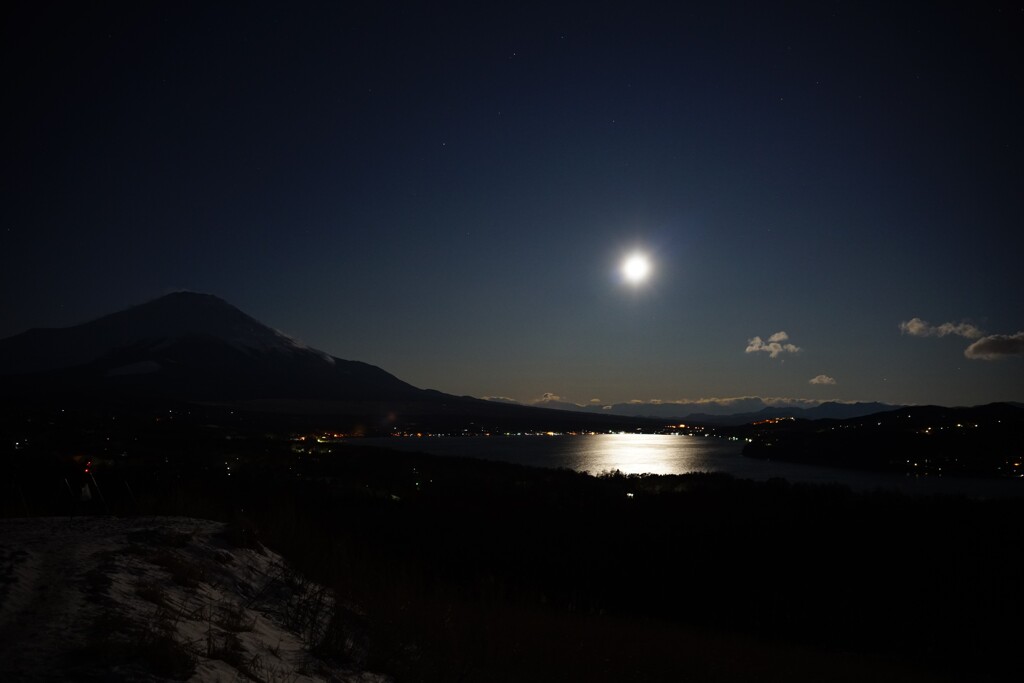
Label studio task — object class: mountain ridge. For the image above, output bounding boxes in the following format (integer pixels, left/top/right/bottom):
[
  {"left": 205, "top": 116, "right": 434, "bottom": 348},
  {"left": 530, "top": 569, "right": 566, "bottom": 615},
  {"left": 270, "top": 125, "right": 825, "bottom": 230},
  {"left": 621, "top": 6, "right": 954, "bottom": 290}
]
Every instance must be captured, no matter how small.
[
  {"left": 0, "top": 292, "right": 333, "bottom": 376},
  {"left": 512, "top": 398, "right": 901, "bottom": 424},
  {"left": 0, "top": 292, "right": 447, "bottom": 404},
  {"left": 0, "top": 293, "right": 666, "bottom": 431}
]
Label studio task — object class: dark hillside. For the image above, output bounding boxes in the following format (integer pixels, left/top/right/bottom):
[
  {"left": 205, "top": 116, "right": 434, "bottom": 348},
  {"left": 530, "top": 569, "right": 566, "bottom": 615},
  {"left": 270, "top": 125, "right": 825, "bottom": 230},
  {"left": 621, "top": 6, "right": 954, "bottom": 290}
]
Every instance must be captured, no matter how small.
[{"left": 743, "top": 402, "right": 1024, "bottom": 477}]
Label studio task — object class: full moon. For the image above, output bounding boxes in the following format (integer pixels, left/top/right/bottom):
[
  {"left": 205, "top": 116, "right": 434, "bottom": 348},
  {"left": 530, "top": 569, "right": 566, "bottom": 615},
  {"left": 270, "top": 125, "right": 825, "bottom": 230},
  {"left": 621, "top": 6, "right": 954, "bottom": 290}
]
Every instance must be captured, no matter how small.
[{"left": 622, "top": 253, "right": 651, "bottom": 284}]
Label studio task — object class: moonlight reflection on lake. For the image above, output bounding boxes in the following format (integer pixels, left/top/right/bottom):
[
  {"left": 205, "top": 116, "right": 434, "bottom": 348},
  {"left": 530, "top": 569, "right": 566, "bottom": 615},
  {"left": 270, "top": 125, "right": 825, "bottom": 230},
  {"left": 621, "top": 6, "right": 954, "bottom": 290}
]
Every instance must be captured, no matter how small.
[
  {"left": 351, "top": 433, "right": 743, "bottom": 475},
  {"left": 569, "top": 433, "right": 728, "bottom": 475}
]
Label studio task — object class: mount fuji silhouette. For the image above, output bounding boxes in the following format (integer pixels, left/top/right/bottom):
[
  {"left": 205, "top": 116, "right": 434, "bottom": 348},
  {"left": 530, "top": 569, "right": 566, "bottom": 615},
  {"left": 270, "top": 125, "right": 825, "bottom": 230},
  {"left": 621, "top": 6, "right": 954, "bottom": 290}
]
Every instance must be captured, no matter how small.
[
  {"left": 0, "top": 292, "right": 428, "bottom": 402},
  {"left": 0, "top": 292, "right": 653, "bottom": 430}
]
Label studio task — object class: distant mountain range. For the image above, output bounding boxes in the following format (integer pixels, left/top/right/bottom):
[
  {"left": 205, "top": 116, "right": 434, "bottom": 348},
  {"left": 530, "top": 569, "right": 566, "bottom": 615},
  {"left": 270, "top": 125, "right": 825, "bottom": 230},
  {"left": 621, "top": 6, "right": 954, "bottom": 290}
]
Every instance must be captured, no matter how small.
[{"left": 498, "top": 397, "right": 901, "bottom": 425}]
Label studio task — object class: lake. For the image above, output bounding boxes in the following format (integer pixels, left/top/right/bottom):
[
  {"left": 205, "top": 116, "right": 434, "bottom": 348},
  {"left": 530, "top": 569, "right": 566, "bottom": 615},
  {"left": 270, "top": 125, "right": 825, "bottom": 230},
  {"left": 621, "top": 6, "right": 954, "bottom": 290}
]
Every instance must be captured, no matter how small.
[{"left": 347, "top": 433, "right": 1024, "bottom": 498}]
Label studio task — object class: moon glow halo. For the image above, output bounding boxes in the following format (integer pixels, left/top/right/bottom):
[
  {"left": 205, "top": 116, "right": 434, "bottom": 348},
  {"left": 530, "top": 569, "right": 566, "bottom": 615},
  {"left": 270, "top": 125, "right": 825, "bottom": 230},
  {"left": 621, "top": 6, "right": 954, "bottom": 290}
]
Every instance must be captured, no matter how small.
[{"left": 622, "top": 253, "right": 651, "bottom": 284}]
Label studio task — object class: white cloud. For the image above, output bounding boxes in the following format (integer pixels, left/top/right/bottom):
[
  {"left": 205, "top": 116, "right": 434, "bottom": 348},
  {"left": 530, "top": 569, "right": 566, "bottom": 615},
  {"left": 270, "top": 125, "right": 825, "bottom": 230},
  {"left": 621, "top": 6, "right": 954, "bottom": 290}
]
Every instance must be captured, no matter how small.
[
  {"left": 759, "top": 396, "right": 833, "bottom": 408},
  {"left": 937, "top": 322, "right": 982, "bottom": 338},
  {"left": 639, "top": 396, "right": 825, "bottom": 410},
  {"left": 809, "top": 374, "right": 836, "bottom": 385},
  {"left": 899, "top": 317, "right": 930, "bottom": 336},
  {"left": 900, "top": 317, "right": 1023, "bottom": 360},
  {"left": 674, "top": 396, "right": 768, "bottom": 410},
  {"left": 964, "top": 332, "right": 1024, "bottom": 360},
  {"left": 480, "top": 396, "right": 521, "bottom": 404},
  {"left": 746, "top": 331, "right": 801, "bottom": 358},
  {"left": 899, "top": 317, "right": 983, "bottom": 339},
  {"left": 530, "top": 393, "right": 587, "bottom": 408}
]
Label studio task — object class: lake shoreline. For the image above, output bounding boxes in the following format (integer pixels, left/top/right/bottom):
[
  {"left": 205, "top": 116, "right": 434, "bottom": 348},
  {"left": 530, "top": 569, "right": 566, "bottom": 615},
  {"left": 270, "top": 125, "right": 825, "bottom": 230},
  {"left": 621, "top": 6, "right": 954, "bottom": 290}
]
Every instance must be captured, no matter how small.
[{"left": 340, "top": 433, "right": 1024, "bottom": 499}]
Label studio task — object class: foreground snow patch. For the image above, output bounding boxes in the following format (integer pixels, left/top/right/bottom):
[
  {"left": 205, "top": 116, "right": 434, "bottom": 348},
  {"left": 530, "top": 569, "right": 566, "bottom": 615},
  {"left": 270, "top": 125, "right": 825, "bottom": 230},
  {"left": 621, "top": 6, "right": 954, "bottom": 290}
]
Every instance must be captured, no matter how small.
[{"left": 0, "top": 516, "right": 388, "bottom": 682}]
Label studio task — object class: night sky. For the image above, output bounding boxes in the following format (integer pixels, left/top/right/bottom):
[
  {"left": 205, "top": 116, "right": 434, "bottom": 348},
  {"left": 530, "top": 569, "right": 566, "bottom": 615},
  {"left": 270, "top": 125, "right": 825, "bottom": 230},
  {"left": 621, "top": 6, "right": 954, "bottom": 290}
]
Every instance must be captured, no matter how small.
[{"left": 3, "top": 1, "right": 1022, "bottom": 409}]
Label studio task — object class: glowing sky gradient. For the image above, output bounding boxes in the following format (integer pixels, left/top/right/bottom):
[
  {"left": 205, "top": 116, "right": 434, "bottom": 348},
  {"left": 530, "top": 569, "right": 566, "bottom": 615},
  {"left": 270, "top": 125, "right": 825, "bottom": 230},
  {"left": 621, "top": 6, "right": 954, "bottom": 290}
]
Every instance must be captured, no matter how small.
[{"left": 2, "top": 1, "right": 1021, "bottom": 408}]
